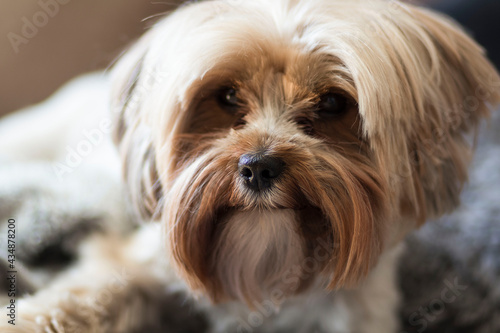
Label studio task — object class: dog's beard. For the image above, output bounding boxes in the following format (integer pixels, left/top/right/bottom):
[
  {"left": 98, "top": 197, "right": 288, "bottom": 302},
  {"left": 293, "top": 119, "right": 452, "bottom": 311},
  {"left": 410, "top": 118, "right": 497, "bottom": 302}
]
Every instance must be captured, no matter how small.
[
  {"left": 163, "top": 131, "right": 387, "bottom": 304},
  {"left": 213, "top": 209, "right": 306, "bottom": 304}
]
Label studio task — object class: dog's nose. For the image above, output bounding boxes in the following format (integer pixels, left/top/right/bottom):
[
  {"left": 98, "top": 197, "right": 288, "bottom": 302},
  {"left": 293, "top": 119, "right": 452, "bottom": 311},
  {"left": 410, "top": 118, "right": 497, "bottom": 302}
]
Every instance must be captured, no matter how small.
[{"left": 238, "top": 153, "right": 284, "bottom": 191}]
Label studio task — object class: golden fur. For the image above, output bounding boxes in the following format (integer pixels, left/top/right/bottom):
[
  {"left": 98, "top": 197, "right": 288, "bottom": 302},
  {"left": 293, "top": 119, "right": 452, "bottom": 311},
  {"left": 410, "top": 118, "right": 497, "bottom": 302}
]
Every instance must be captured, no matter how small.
[
  {"left": 112, "top": 0, "right": 500, "bottom": 305},
  {"left": 2, "top": 0, "right": 499, "bottom": 332}
]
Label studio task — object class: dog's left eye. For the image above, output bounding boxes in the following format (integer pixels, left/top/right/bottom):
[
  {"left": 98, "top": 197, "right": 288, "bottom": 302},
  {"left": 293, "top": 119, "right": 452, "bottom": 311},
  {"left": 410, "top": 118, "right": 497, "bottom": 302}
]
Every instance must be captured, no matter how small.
[
  {"left": 218, "top": 88, "right": 239, "bottom": 108},
  {"left": 316, "top": 93, "right": 348, "bottom": 117}
]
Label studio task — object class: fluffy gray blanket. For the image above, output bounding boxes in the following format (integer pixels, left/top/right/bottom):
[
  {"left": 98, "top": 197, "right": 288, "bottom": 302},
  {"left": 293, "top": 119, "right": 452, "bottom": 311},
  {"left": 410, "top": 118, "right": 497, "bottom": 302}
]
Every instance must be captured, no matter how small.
[{"left": 399, "top": 110, "right": 500, "bottom": 333}]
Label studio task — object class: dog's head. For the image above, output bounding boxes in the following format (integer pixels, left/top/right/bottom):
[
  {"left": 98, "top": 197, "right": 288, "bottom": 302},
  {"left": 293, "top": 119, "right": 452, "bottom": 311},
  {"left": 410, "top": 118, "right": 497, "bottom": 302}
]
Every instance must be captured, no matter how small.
[{"left": 111, "top": 0, "right": 500, "bottom": 304}]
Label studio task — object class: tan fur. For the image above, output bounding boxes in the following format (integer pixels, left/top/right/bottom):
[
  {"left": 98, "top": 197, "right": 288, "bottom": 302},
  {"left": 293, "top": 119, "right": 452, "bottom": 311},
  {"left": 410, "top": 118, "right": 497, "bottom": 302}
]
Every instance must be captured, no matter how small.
[
  {"left": 2, "top": 0, "right": 500, "bottom": 332},
  {"left": 112, "top": 0, "right": 500, "bottom": 305}
]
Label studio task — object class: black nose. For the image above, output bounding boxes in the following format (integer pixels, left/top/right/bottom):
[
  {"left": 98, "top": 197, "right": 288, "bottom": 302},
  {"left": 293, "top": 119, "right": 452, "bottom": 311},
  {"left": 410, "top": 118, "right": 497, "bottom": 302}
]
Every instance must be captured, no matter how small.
[{"left": 238, "top": 153, "right": 284, "bottom": 192}]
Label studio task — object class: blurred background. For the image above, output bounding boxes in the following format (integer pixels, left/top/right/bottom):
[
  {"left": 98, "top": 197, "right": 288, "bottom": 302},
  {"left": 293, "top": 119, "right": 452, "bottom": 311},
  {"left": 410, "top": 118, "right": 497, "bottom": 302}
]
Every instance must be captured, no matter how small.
[
  {"left": 0, "top": 0, "right": 499, "bottom": 118},
  {"left": 0, "top": 0, "right": 181, "bottom": 117}
]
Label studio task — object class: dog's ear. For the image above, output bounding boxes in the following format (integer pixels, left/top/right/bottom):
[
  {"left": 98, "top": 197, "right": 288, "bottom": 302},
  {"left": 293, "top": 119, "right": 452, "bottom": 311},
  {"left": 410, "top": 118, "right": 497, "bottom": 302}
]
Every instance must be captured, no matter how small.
[
  {"left": 403, "top": 7, "right": 500, "bottom": 223},
  {"left": 110, "top": 32, "right": 163, "bottom": 220},
  {"left": 109, "top": 2, "right": 223, "bottom": 221},
  {"left": 357, "top": 5, "right": 500, "bottom": 224}
]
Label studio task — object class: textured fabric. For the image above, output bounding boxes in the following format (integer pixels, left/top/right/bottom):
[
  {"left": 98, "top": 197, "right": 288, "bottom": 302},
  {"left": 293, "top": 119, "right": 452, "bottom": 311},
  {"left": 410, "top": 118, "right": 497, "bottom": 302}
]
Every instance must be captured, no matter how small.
[{"left": 399, "top": 109, "right": 500, "bottom": 333}]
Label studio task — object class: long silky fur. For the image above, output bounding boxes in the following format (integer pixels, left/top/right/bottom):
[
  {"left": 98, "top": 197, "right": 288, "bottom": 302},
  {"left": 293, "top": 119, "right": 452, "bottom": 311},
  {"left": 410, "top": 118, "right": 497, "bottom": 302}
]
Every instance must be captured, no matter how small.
[{"left": 110, "top": 0, "right": 500, "bottom": 306}]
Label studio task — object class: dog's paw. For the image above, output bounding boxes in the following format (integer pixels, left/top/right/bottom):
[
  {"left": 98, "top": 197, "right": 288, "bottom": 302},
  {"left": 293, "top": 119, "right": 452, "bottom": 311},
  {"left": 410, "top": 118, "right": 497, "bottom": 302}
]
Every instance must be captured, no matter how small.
[
  {"left": 20, "top": 309, "right": 78, "bottom": 333},
  {"left": 35, "top": 309, "right": 92, "bottom": 333},
  {"left": 0, "top": 310, "right": 78, "bottom": 333},
  {"left": 3, "top": 295, "right": 97, "bottom": 333}
]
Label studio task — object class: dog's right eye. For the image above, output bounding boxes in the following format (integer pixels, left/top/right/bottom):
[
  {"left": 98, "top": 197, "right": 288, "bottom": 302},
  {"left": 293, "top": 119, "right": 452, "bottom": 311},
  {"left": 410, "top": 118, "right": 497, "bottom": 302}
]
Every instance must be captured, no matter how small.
[
  {"left": 218, "top": 88, "right": 239, "bottom": 108},
  {"left": 316, "top": 93, "right": 348, "bottom": 118}
]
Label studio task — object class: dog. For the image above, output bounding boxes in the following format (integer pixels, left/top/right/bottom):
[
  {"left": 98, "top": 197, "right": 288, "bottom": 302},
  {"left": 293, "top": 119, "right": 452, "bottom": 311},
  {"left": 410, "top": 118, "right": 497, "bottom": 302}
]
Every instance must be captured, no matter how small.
[{"left": 1, "top": 0, "right": 499, "bottom": 332}]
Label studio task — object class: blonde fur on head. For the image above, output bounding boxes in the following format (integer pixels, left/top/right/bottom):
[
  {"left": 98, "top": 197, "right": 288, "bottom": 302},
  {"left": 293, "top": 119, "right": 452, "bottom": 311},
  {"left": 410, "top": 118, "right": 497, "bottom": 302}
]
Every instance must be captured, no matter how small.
[{"left": 111, "top": 0, "right": 500, "bottom": 306}]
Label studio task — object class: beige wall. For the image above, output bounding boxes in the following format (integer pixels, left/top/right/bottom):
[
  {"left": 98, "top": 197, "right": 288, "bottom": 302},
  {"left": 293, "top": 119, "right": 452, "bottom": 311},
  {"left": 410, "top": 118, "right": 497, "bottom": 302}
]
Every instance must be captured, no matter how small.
[
  {"left": 0, "top": 0, "right": 183, "bottom": 117},
  {"left": 0, "top": 0, "right": 433, "bottom": 118}
]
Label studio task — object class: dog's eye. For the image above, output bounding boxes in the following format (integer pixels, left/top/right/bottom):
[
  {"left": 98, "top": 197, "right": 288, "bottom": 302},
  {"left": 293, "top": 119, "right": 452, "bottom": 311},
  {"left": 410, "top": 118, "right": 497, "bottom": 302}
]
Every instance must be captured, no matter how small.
[
  {"left": 316, "top": 93, "right": 348, "bottom": 117},
  {"left": 218, "top": 88, "right": 239, "bottom": 108}
]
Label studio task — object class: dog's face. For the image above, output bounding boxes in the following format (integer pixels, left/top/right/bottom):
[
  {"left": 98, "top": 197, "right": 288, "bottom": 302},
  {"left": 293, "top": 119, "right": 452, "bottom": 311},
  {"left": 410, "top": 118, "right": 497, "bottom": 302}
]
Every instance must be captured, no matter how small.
[{"left": 111, "top": 0, "right": 500, "bottom": 304}]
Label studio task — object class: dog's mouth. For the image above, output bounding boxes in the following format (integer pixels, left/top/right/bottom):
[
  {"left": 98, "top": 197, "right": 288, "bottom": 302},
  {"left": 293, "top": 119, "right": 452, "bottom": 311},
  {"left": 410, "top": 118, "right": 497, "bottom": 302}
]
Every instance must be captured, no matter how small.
[
  {"left": 297, "top": 205, "right": 332, "bottom": 239},
  {"left": 225, "top": 202, "right": 309, "bottom": 211},
  {"left": 215, "top": 203, "right": 330, "bottom": 240}
]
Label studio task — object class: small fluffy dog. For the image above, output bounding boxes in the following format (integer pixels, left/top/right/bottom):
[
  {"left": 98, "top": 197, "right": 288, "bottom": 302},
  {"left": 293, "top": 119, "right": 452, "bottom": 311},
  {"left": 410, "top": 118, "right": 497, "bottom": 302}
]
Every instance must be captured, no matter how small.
[{"left": 1, "top": 0, "right": 500, "bottom": 332}]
